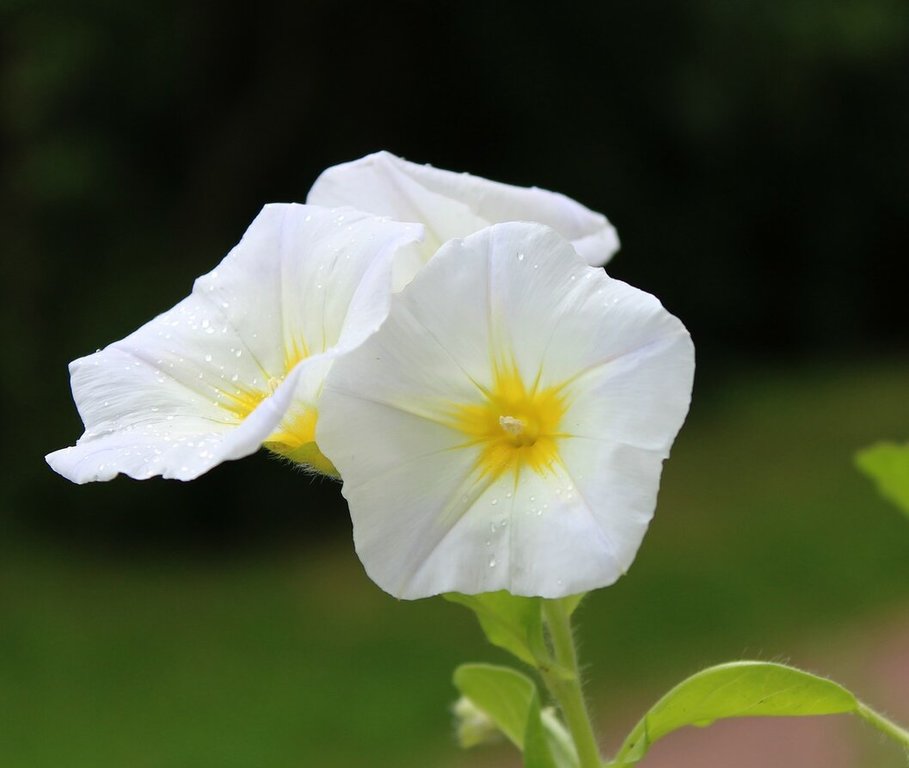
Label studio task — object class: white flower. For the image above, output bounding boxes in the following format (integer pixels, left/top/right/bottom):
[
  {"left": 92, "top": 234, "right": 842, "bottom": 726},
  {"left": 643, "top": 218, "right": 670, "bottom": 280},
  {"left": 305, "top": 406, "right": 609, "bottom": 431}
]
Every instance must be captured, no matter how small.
[
  {"left": 46, "top": 204, "right": 421, "bottom": 483},
  {"left": 317, "top": 222, "right": 694, "bottom": 599},
  {"left": 307, "top": 151, "right": 620, "bottom": 288}
]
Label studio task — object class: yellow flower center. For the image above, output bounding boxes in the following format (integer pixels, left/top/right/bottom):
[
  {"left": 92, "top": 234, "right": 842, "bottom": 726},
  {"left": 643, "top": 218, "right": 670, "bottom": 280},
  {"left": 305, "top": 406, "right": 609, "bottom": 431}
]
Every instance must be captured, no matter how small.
[
  {"left": 450, "top": 363, "right": 566, "bottom": 482},
  {"left": 212, "top": 337, "right": 338, "bottom": 477}
]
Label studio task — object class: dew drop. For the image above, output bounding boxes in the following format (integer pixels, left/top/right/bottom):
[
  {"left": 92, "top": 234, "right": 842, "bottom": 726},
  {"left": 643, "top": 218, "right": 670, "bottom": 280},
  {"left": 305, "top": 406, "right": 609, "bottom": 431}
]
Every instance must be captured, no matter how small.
[
  {"left": 517, "top": 252, "right": 525, "bottom": 262},
  {"left": 235, "top": 350, "right": 242, "bottom": 358},
  {"left": 204, "top": 354, "right": 212, "bottom": 362},
  {"left": 489, "top": 557, "right": 497, "bottom": 568},
  {"left": 491, "top": 498, "right": 498, "bottom": 506}
]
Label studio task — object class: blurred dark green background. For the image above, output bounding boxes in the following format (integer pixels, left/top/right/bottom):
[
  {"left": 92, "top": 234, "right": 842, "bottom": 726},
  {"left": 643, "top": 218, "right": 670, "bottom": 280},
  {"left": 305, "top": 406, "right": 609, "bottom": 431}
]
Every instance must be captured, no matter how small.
[{"left": 1, "top": 2, "right": 907, "bottom": 766}]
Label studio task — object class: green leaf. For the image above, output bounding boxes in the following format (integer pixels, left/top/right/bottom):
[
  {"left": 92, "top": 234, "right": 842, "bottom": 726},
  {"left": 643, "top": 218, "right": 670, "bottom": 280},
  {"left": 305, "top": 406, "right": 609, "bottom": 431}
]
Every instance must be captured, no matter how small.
[
  {"left": 445, "top": 591, "right": 546, "bottom": 666},
  {"left": 454, "top": 664, "right": 534, "bottom": 748},
  {"left": 856, "top": 442, "right": 909, "bottom": 517},
  {"left": 612, "top": 662, "right": 857, "bottom": 765},
  {"left": 453, "top": 663, "right": 571, "bottom": 768}
]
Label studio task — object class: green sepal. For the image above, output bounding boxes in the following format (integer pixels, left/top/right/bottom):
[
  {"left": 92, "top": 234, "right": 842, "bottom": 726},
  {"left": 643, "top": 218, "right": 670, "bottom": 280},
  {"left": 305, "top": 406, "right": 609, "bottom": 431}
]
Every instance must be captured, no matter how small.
[
  {"left": 559, "top": 592, "right": 587, "bottom": 617},
  {"left": 445, "top": 591, "right": 548, "bottom": 667},
  {"left": 453, "top": 663, "right": 577, "bottom": 768},
  {"left": 856, "top": 441, "right": 909, "bottom": 517},
  {"left": 611, "top": 661, "right": 857, "bottom": 765}
]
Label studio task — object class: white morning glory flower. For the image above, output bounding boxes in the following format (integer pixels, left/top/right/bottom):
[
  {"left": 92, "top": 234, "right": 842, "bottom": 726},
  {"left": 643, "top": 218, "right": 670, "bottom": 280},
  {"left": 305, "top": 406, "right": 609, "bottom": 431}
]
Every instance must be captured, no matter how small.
[
  {"left": 307, "top": 151, "right": 620, "bottom": 288},
  {"left": 46, "top": 204, "right": 422, "bottom": 483},
  {"left": 317, "top": 222, "right": 694, "bottom": 599}
]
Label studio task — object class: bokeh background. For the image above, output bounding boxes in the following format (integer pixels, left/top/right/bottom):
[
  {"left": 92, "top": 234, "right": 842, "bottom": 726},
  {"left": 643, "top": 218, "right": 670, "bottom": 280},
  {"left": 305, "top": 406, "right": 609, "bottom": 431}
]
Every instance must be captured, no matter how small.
[{"left": 2, "top": 2, "right": 908, "bottom": 766}]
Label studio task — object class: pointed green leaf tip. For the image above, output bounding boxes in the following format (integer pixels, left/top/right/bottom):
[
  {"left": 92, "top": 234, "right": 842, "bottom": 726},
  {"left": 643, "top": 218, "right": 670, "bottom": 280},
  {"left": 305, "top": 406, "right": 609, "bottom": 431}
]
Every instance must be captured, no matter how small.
[
  {"left": 856, "top": 441, "right": 909, "bottom": 518},
  {"left": 453, "top": 664, "right": 577, "bottom": 768},
  {"left": 445, "top": 591, "right": 547, "bottom": 667},
  {"left": 611, "top": 662, "right": 857, "bottom": 765}
]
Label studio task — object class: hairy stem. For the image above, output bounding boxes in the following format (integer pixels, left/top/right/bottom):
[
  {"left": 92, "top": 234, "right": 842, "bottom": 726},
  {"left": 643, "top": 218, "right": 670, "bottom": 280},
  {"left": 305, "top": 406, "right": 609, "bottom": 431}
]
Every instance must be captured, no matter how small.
[
  {"left": 857, "top": 702, "right": 909, "bottom": 754},
  {"left": 540, "top": 599, "right": 602, "bottom": 768}
]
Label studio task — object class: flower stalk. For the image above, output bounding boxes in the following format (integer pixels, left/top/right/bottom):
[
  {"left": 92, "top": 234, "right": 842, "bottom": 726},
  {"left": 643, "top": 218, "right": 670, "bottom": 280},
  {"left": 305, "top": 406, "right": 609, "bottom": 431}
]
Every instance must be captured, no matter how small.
[
  {"left": 857, "top": 702, "right": 909, "bottom": 753},
  {"left": 541, "top": 599, "right": 602, "bottom": 768}
]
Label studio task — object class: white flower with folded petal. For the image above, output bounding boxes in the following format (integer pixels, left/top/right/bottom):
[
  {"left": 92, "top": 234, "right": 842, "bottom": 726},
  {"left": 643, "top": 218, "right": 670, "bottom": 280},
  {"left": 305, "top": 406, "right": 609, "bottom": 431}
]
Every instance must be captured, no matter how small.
[
  {"left": 307, "top": 151, "right": 619, "bottom": 288},
  {"left": 317, "top": 222, "right": 694, "bottom": 599},
  {"left": 46, "top": 204, "right": 421, "bottom": 483}
]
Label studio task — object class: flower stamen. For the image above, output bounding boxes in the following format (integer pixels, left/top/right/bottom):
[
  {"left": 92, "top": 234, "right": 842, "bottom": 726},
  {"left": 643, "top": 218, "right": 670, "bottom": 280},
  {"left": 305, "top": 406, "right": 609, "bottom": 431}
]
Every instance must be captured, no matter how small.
[{"left": 499, "top": 415, "right": 527, "bottom": 438}]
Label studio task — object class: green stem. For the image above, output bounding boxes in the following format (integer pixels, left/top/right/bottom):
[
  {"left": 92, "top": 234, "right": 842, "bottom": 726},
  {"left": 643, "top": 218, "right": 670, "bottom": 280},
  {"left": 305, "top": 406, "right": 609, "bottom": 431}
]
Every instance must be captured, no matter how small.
[
  {"left": 857, "top": 702, "right": 909, "bottom": 752},
  {"left": 540, "top": 599, "right": 602, "bottom": 768}
]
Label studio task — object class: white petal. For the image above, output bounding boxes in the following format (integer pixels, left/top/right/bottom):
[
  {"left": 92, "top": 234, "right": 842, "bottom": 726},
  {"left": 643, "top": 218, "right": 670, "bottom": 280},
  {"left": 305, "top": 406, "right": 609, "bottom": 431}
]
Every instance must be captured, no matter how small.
[
  {"left": 467, "top": 224, "right": 694, "bottom": 452},
  {"left": 318, "top": 222, "right": 693, "bottom": 598},
  {"left": 307, "top": 151, "right": 620, "bottom": 275},
  {"left": 47, "top": 204, "right": 421, "bottom": 483}
]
